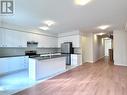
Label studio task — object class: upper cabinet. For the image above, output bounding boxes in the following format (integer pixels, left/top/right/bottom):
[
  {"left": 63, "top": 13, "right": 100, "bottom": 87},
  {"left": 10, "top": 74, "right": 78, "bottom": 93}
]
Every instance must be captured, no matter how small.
[
  {"left": 0, "top": 29, "right": 27, "bottom": 47},
  {"left": 39, "top": 36, "right": 58, "bottom": 48},
  {"left": 24, "top": 33, "right": 58, "bottom": 48},
  {"left": 0, "top": 28, "right": 58, "bottom": 48},
  {"left": 58, "top": 35, "right": 80, "bottom": 48},
  {"left": 5, "top": 29, "right": 27, "bottom": 47}
]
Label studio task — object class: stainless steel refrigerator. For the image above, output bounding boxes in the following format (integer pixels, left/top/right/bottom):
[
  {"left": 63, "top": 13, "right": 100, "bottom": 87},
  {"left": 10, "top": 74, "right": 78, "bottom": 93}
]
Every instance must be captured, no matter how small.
[{"left": 61, "top": 42, "right": 73, "bottom": 65}]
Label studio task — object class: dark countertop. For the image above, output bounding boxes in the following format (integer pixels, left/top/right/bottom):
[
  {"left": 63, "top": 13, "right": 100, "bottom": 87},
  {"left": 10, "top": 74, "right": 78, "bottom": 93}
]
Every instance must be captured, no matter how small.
[
  {"left": 72, "top": 53, "right": 81, "bottom": 55},
  {"left": 30, "top": 55, "right": 66, "bottom": 60},
  {"left": 0, "top": 55, "right": 28, "bottom": 58},
  {"left": 0, "top": 53, "right": 81, "bottom": 58}
]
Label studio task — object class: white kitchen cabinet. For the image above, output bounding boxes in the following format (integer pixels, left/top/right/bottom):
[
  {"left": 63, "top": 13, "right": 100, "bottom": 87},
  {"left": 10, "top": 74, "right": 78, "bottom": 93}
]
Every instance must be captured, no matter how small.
[
  {"left": 71, "top": 54, "right": 82, "bottom": 66},
  {"left": 0, "top": 58, "right": 8, "bottom": 75},
  {"left": 36, "top": 35, "right": 58, "bottom": 48},
  {"left": 8, "top": 56, "right": 29, "bottom": 72},
  {"left": 29, "top": 57, "right": 66, "bottom": 80},
  {"left": 0, "top": 28, "right": 6, "bottom": 47},
  {"left": 0, "top": 29, "right": 27, "bottom": 47},
  {"left": 0, "top": 56, "right": 29, "bottom": 75},
  {"left": 58, "top": 35, "right": 80, "bottom": 48},
  {"left": 5, "top": 30, "right": 27, "bottom": 47},
  {"left": 16, "top": 32, "right": 27, "bottom": 47},
  {"left": 0, "top": 28, "right": 58, "bottom": 48},
  {"left": 5, "top": 30, "right": 19, "bottom": 47}
]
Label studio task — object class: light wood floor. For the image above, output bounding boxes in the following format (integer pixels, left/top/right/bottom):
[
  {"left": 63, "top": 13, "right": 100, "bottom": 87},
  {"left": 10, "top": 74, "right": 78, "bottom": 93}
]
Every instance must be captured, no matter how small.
[{"left": 14, "top": 58, "right": 127, "bottom": 95}]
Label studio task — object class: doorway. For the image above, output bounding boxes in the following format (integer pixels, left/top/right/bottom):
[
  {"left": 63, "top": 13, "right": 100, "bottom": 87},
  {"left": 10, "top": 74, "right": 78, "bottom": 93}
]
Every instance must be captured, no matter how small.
[{"left": 104, "top": 39, "right": 112, "bottom": 56}]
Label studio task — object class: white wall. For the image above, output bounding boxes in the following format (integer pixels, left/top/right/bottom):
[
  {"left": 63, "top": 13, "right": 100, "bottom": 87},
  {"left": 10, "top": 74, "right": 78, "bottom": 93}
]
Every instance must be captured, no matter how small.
[
  {"left": 80, "top": 36, "right": 86, "bottom": 63},
  {"left": 58, "top": 30, "right": 81, "bottom": 48},
  {"left": 93, "top": 34, "right": 104, "bottom": 62},
  {"left": 81, "top": 32, "right": 105, "bottom": 63},
  {"left": 114, "top": 30, "right": 127, "bottom": 66},
  {"left": 81, "top": 33, "right": 93, "bottom": 63}
]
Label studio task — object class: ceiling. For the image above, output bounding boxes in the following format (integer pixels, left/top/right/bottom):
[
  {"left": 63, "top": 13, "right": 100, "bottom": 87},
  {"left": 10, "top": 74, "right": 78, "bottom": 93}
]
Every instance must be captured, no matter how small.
[{"left": 1, "top": 0, "right": 127, "bottom": 34}]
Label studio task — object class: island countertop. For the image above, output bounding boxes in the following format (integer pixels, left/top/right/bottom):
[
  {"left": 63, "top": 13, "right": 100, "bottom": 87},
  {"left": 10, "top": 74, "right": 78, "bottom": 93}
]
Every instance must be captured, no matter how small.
[
  {"left": 30, "top": 54, "right": 66, "bottom": 60},
  {"left": 29, "top": 55, "right": 66, "bottom": 80}
]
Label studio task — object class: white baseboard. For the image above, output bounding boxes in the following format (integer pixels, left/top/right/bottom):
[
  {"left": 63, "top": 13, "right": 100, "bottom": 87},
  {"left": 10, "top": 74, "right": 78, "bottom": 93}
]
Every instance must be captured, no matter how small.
[
  {"left": 84, "top": 56, "right": 105, "bottom": 63},
  {"left": 93, "top": 56, "right": 105, "bottom": 63},
  {"left": 85, "top": 61, "right": 94, "bottom": 63},
  {"left": 114, "top": 63, "right": 127, "bottom": 67}
]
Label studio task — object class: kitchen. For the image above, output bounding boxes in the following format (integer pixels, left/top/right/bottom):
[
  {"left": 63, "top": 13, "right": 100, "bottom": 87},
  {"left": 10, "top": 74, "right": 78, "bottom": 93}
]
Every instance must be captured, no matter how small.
[
  {"left": 1, "top": 0, "right": 127, "bottom": 95},
  {"left": 0, "top": 27, "right": 82, "bottom": 95}
]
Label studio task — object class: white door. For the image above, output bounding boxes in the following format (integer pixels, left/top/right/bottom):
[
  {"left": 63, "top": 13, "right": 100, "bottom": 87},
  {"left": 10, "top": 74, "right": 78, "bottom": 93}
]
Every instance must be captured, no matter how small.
[{"left": 104, "top": 39, "right": 112, "bottom": 56}]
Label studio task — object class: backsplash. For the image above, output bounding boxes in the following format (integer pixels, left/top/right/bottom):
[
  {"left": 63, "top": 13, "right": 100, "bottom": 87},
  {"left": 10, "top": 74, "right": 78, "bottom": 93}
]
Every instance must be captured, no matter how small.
[
  {"left": 0, "top": 48, "right": 59, "bottom": 57},
  {"left": 57, "top": 47, "right": 81, "bottom": 54},
  {"left": 0, "top": 47, "right": 81, "bottom": 57}
]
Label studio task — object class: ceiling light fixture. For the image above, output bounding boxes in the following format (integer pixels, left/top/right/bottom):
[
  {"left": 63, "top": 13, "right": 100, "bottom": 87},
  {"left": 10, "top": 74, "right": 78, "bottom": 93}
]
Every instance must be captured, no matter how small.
[
  {"left": 39, "top": 26, "right": 49, "bottom": 31},
  {"left": 96, "top": 33, "right": 105, "bottom": 36},
  {"left": 44, "top": 20, "right": 56, "bottom": 26},
  {"left": 97, "top": 25, "right": 110, "bottom": 30},
  {"left": 74, "top": 0, "right": 92, "bottom": 6},
  {"left": 104, "top": 37, "right": 110, "bottom": 40}
]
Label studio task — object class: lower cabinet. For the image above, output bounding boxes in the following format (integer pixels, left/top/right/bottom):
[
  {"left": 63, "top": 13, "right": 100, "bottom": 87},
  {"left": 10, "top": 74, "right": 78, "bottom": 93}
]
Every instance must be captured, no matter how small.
[
  {"left": 0, "top": 58, "right": 8, "bottom": 75},
  {"left": 29, "top": 57, "right": 66, "bottom": 80},
  {"left": 71, "top": 54, "right": 82, "bottom": 66},
  {"left": 0, "top": 56, "right": 29, "bottom": 75}
]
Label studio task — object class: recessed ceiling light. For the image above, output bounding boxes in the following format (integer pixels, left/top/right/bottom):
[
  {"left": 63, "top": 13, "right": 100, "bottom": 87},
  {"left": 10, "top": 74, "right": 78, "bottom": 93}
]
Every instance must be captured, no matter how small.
[
  {"left": 74, "top": 0, "right": 92, "bottom": 6},
  {"left": 97, "top": 25, "right": 110, "bottom": 30},
  {"left": 39, "top": 26, "right": 49, "bottom": 31},
  {"left": 44, "top": 20, "right": 56, "bottom": 26}
]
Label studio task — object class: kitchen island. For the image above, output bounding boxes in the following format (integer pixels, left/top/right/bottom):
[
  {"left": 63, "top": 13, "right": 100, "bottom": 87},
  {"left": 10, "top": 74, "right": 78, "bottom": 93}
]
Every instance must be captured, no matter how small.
[{"left": 29, "top": 55, "right": 66, "bottom": 80}]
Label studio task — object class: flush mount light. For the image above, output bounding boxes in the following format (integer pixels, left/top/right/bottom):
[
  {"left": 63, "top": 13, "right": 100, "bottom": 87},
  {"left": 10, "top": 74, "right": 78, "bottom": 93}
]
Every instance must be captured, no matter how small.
[
  {"left": 97, "top": 25, "right": 110, "bottom": 30},
  {"left": 96, "top": 33, "right": 105, "bottom": 36},
  {"left": 74, "top": 0, "right": 92, "bottom": 6},
  {"left": 39, "top": 26, "right": 49, "bottom": 31},
  {"left": 44, "top": 20, "right": 56, "bottom": 26},
  {"left": 104, "top": 37, "right": 110, "bottom": 40}
]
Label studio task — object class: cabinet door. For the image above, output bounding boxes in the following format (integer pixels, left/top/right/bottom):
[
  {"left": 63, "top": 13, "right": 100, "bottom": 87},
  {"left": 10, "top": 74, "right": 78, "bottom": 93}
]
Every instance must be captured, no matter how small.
[
  {"left": 17, "top": 32, "right": 27, "bottom": 47},
  {"left": 3, "top": 29, "right": 27, "bottom": 47},
  {"left": 77, "top": 55, "right": 82, "bottom": 65},
  {"left": 18, "top": 56, "right": 29, "bottom": 69},
  {"left": 0, "top": 30, "right": 3, "bottom": 47},
  {"left": 0, "top": 56, "right": 29, "bottom": 75},
  {"left": 0, "top": 28, "right": 6, "bottom": 47},
  {"left": 37, "top": 35, "right": 43, "bottom": 47},
  {"left": 26, "top": 33, "right": 35, "bottom": 42},
  {"left": 71, "top": 54, "right": 78, "bottom": 66},
  {"left": 46, "top": 37, "right": 58, "bottom": 47},
  {"left": 0, "top": 58, "right": 8, "bottom": 74},
  {"left": 58, "top": 35, "right": 80, "bottom": 48},
  {"left": 5, "top": 29, "right": 17, "bottom": 47},
  {"left": 71, "top": 54, "right": 82, "bottom": 66},
  {"left": 8, "top": 56, "right": 29, "bottom": 72},
  {"left": 7, "top": 57, "right": 21, "bottom": 72}
]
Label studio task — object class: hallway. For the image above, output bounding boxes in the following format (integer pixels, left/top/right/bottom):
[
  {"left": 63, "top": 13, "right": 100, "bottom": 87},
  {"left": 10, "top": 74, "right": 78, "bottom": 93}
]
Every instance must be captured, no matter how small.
[{"left": 14, "top": 58, "right": 127, "bottom": 95}]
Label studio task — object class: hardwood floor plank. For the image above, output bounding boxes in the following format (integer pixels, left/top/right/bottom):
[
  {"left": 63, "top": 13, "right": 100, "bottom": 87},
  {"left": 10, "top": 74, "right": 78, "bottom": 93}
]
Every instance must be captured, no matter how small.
[{"left": 13, "top": 58, "right": 127, "bottom": 95}]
